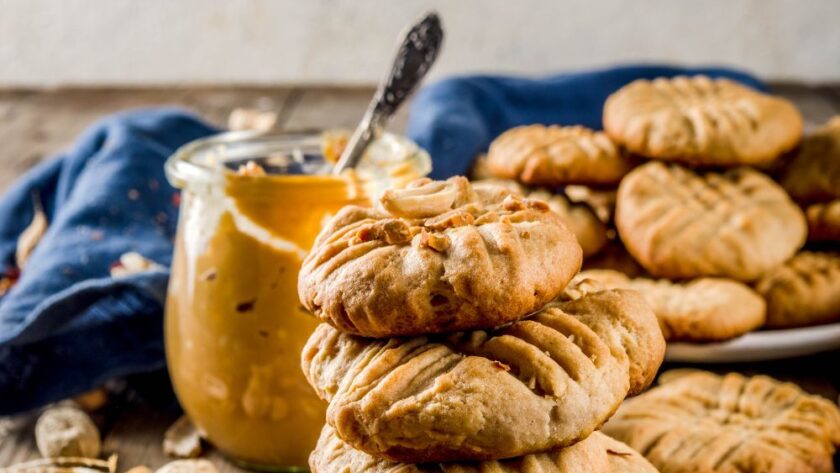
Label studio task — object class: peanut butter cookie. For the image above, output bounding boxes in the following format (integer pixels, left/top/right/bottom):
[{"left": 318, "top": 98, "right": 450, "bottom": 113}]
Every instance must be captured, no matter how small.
[
  {"left": 473, "top": 180, "right": 608, "bottom": 257},
  {"left": 310, "top": 426, "right": 658, "bottom": 473},
  {"left": 582, "top": 242, "right": 646, "bottom": 278},
  {"left": 755, "top": 251, "right": 840, "bottom": 328},
  {"left": 805, "top": 200, "right": 840, "bottom": 242},
  {"left": 564, "top": 185, "right": 616, "bottom": 224},
  {"left": 780, "top": 116, "right": 840, "bottom": 203},
  {"left": 575, "top": 269, "right": 765, "bottom": 342},
  {"left": 301, "top": 287, "right": 665, "bottom": 463},
  {"left": 616, "top": 162, "right": 806, "bottom": 281},
  {"left": 603, "top": 371, "right": 840, "bottom": 473},
  {"left": 527, "top": 189, "right": 608, "bottom": 257},
  {"left": 604, "top": 75, "right": 803, "bottom": 166},
  {"left": 298, "top": 177, "right": 582, "bottom": 337},
  {"left": 486, "top": 125, "right": 636, "bottom": 186}
]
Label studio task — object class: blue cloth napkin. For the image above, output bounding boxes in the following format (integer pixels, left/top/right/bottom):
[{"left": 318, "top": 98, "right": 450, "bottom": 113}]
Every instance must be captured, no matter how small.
[
  {"left": 0, "top": 65, "right": 762, "bottom": 415},
  {"left": 0, "top": 109, "right": 217, "bottom": 414},
  {"left": 407, "top": 65, "right": 765, "bottom": 179}
]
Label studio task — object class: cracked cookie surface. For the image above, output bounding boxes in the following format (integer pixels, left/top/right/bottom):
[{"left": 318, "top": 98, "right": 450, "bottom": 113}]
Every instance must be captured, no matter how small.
[
  {"left": 486, "top": 125, "right": 636, "bottom": 186},
  {"left": 301, "top": 286, "right": 664, "bottom": 463},
  {"left": 298, "top": 177, "right": 582, "bottom": 337},
  {"left": 604, "top": 75, "right": 803, "bottom": 166},
  {"left": 616, "top": 162, "right": 806, "bottom": 281},
  {"left": 309, "top": 426, "right": 657, "bottom": 473},
  {"left": 603, "top": 371, "right": 840, "bottom": 473}
]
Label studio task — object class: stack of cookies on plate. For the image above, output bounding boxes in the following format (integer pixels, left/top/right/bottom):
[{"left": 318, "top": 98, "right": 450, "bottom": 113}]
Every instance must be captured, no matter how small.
[
  {"left": 480, "top": 75, "right": 840, "bottom": 343},
  {"left": 297, "top": 176, "right": 667, "bottom": 472}
]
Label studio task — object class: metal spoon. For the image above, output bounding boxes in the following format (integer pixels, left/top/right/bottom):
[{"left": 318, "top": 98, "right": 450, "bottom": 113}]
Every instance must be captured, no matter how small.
[{"left": 332, "top": 11, "right": 444, "bottom": 174}]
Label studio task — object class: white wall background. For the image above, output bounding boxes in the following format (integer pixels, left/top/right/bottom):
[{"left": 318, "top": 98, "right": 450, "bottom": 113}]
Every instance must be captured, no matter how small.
[{"left": 2, "top": 0, "right": 839, "bottom": 87}]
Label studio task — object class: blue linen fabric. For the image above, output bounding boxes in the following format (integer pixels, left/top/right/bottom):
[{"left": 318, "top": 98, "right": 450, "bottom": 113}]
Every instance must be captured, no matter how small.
[
  {"left": 0, "top": 108, "right": 216, "bottom": 414},
  {"left": 0, "top": 65, "right": 762, "bottom": 415},
  {"left": 407, "top": 65, "right": 764, "bottom": 179}
]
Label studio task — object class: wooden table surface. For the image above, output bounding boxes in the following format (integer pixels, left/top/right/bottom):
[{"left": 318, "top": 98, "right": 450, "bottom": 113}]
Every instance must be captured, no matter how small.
[{"left": 1, "top": 84, "right": 839, "bottom": 471}]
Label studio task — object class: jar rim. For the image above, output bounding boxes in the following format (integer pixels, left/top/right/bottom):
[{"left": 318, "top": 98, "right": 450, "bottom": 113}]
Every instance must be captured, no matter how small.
[
  {"left": 165, "top": 129, "right": 432, "bottom": 191},
  {"left": 166, "top": 130, "right": 326, "bottom": 189}
]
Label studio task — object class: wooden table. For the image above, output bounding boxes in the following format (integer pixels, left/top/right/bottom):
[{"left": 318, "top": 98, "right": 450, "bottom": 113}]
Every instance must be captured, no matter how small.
[{"left": 1, "top": 84, "right": 839, "bottom": 471}]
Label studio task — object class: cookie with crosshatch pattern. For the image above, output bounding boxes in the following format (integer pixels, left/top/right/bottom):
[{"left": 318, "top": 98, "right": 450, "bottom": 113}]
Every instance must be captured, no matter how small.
[
  {"left": 604, "top": 75, "right": 803, "bottom": 166},
  {"left": 615, "top": 162, "right": 806, "bottom": 281},
  {"left": 298, "top": 176, "right": 582, "bottom": 338},
  {"left": 301, "top": 284, "right": 664, "bottom": 463},
  {"left": 755, "top": 251, "right": 840, "bottom": 328},
  {"left": 309, "top": 425, "right": 658, "bottom": 473},
  {"left": 603, "top": 370, "right": 840, "bottom": 473},
  {"left": 574, "top": 269, "right": 765, "bottom": 342},
  {"left": 472, "top": 179, "right": 608, "bottom": 257},
  {"left": 781, "top": 115, "right": 840, "bottom": 203},
  {"left": 486, "top": 125, "right": 637, "bottom": 186}
]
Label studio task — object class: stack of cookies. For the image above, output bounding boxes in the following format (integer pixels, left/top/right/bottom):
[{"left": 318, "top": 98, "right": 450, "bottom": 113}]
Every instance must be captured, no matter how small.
[
  {"left": 481, "top": 75, "right": 840, "bottom": 342},
  {"left": 297, "top": 176, "right": 667, "bottom": 472}
]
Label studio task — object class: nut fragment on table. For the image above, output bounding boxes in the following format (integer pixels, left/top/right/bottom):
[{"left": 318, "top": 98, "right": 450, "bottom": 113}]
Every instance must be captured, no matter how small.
[
  {"left": 0, "top": 454, "right": 117, "bottom": 473},
  {"left": 35, "top": 406, "right": 101, "bottom": 459},
  {"left": 155, "top": 460, "right": 217, "bottom": 473},
  {"left": 163, "top": 416, "right": 202, "bottom": 459},
  {"left": 227, "top": 108, "right": 277, "bottom": 133}
]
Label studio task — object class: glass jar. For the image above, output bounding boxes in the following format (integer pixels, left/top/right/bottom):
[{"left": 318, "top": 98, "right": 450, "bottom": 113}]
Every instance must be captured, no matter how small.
[{"left": 164, "top": 131, "right": 430, "bottom": 471}]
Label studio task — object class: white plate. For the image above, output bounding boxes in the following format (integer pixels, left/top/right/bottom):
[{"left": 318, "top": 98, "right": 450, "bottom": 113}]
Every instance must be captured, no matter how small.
[{"left": 666, "top": 322, "right": 840, "bottom": 363}]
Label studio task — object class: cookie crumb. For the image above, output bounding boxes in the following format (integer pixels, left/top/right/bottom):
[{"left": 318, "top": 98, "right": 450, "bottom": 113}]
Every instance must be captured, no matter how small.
[
  {"left": 525, "top": 199, "right": 550, "bottom": 212},
  {"left": 420, "top": 230, "right": 450, "bottom": 252},
  {"left": 353, "top": 220, "right": 412, "bottom": 245},
  {"left": 501, "top": 195, "right": 526, "bottom": 212},
  {"left": 424, "top": 209, "right": 475, "bottom": 230}
]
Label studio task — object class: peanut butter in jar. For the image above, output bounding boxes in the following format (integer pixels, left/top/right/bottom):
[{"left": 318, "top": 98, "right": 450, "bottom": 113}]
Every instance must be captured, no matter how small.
[{"left": 164, "top": 131, "right": 430, "bottom": 470}]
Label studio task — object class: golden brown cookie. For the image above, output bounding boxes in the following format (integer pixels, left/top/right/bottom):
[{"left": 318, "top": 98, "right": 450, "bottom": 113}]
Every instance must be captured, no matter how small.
[
  {"left": 310, "top": 426, "right": 658, "bottom": 473},
  {"left": 473, "top": 180, "right": 608, "bottom": 257},
  {"left": 603, "top": 371, "right": 840, "bottom": 473},
  {"left": 527, "top": 189, "right": 608, "bottom": 257},
  {"left": 486, "top": 125, "right": 636, "bottom": 186},
  {"left": 805, "top": 200, "right": 840, "bottom": 242},
  {"left": 298, "top": 177, "right": 582, "bottom": 337},
  {"left": 616, "top": 162, "right": 806, "bottom": 281},
  {"left": 301, "top": 287, "right": 665, "bottom": 463},
  {"left": 564, "top": 185, "right": 617, "bottom": 224},
  {"left": 755, "top": 251, "right": 840, "bottom": 328},
  {"left": 582, "top": 241, "right": 646, "bottom": 278},
  {"left": 780, "top": 116, "right": 840, "bottom": 203},
  {"left": 468, "top": 153, "right": 495, "bottom": 180},
  {"left": 604, "top": 75, "right": 803, "bottom": 167},
  {"left": 575, "top": 269, "right": 765, "bottom": 342}
]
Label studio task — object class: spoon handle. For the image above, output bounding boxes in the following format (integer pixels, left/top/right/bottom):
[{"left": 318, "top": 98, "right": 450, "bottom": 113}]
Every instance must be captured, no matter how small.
[{"left": 333, "top": 12, "right": 444, "bottom": 174}]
